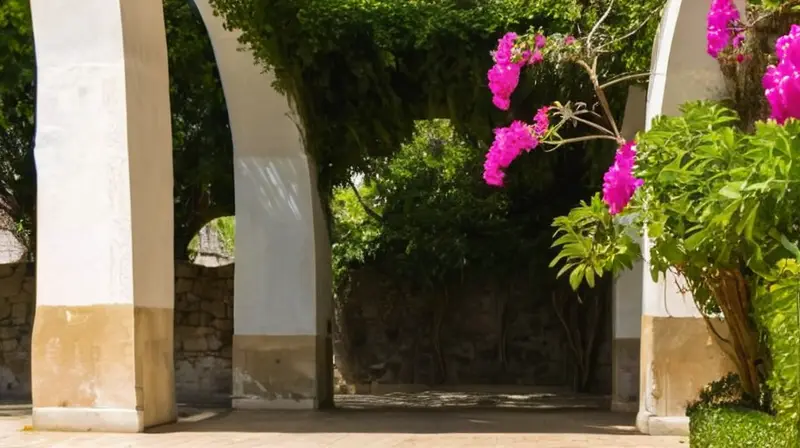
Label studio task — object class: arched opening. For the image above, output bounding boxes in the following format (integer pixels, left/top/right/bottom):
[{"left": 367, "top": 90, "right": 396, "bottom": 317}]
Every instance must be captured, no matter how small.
[{"left": 187, "top": 217, "right": 235, "bottom": 267}]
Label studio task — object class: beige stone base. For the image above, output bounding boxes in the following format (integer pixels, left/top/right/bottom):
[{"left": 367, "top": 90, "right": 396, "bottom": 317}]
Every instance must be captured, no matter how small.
[
  {"left": 636, "top": 412, "right": 689, "bottom": 436},
  {"left": 31, "top": 304, "right": 176, "bottom": 432},
  {"left": 611, "top": 337, "right": 639, "bottom": 413},
  {"left": 33, "top": 407, "right": 145, "bottom": 433},
  {"left": 637, "top": 315, "right": 734, "bottom": 435},
  {"left": 232, "top": 334, "right": 333, "bottom": 409}
]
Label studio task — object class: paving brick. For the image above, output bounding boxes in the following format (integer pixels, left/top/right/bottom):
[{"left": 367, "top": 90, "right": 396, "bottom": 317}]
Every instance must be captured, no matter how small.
[{"left": 0, "top": 407, "right": 686, "bottom": 447}]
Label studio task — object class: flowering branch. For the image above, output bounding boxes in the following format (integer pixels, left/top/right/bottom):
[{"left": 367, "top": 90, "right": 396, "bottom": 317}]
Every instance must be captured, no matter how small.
[{"left": 482, "top": 4, "right": 656, "bottom": 213}]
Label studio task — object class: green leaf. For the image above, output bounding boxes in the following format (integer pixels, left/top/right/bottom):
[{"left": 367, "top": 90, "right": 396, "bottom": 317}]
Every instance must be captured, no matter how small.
[
  {"left": 719, "top": 182, "right": 744, "bottom": 199},
  {"left": 569, "top": 264, "right": 585, "bottom": 291}
]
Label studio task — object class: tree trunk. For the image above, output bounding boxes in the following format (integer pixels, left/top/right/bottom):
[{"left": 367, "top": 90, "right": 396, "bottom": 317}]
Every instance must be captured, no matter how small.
[{"left": 706, "top": 268, "right": 765, "bottom": 400}]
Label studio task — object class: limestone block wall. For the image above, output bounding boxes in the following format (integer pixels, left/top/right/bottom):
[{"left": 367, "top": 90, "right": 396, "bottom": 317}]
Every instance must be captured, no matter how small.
[
  {"left": 0, "top": 262, "right": 235, "bottom": 402},
  {"left": 0, "top": 264, "right": 34, "bottom": 397},
  {"left": 0, "top": 261, "right": 611, "bottom": 401},
  {"left": 335, "top": 267, "right": 612, "bottom": 391},
  {"left": 173, "top": 263, "right": 234, "bottom": 403}
]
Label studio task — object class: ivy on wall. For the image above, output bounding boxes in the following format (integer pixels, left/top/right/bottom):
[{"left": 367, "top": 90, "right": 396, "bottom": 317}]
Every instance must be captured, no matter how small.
[{"left": 210, "top": 0, "right": 665, "bottom": 194}]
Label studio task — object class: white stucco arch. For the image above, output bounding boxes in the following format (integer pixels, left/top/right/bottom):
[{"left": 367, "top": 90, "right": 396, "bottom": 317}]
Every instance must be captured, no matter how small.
[
  {"left": 633, "top": 0, "right": 744, "bottom": 436},
  {"left": 28, "top": 0, "right": 332, "bottom": 433},
  {"left": 193, "top": 0, "right": 333, "bottom": 410},
  {"left": 29, "top": 0, "right": 176, "bottom": 432}
]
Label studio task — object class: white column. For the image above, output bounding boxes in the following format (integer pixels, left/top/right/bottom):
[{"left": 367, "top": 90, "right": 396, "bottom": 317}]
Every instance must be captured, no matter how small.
[
  {"left": 29, "top": 0, "right": 175, "bottom": 432},
  {"left": 637, "top": 0, "right": 740, "bottom": 436},
  {"left": 611, "top": 86, "right": 646, "bottom": 413},
  {"left": 195, "top": 1, "right": 333, "bottom": 409}
]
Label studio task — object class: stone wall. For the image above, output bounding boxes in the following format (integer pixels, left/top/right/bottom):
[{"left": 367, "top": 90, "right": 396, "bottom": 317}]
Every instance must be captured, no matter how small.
[
  {"left": 0, "top": 262, "right": 235, "bottom": 403},
  {"left": 0, "top": 264, "right": 34, "bottom": 397},
  {"left": 174, "top": 263, "right": 234, "bottom": 403},
  {"left": 334, "top": 267, "right": 611, "bottom": 392},
  {"left": 0, "top": 261, "right": 611, "bottom": 401}
]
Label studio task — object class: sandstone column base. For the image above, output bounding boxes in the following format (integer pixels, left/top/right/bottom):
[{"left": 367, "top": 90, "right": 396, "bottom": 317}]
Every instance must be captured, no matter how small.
[
  {"left": 637, "top": 315, "right": 734, "bottom": 436},
  {"left": 31, "top": 305, "right": 176, "bottom": 432},
  {"left": 232, "top": 334, "right": 333, "bottom": 410}
]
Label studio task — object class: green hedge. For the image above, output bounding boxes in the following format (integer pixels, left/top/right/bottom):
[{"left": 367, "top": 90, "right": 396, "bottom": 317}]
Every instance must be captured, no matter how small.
[{"left": 689, "top": 405, "right": 796, "bottom": 448}]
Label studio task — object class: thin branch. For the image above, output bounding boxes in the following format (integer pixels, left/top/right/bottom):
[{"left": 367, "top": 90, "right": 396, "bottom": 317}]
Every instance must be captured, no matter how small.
[
  {"left": 598, "top": 72, "right": 651, "bottom": 90},
  {"left": 586, "top": 0, "right": 615, "bottom": 53},
  {"left": 575, "top": 59, "right": 622, "bottom": 140},
  {"left": 542, "top": 134, "right": 620, "bottom": 146},
  {"left": 569, "top": 115, "right": 616, "bottom": 136},
  {"left": 541, "top": 134, "right": 620, "bottom": 152},
  {"left": 597, "top": 8, "right": 660, "bottom": 53},
  {"left": 346, "top": 178, "right": 383, "bottom": 222},
  {"left": 552, "top": 292, "right": 583, "bottom": 367}
]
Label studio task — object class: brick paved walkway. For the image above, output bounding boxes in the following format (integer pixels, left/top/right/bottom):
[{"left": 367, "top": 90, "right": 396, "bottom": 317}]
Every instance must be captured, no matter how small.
[{"left": 0, "top": 405, "right": 686, "bottom": 447}]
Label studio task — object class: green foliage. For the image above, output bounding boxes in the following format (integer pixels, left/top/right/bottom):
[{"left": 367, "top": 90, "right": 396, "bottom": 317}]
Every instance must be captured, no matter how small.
[
  {"left": 332, "top": 119, "right": 594, "bottom": 290},
  {"left": 687, "top": 373, "right": 760, "bottom": 412},
  {"left": 0, "top": 0, "right": 235, "bottom": 258},
  {"left": 634, "top": 102, "right": 800, "bottom": 311},
  {"left": 0, "top": 0, "right": 35, "bottom": 252},
  {"left": 166, "top": 0, "right": 235, "bottom": 257},
  {"left": 552, "top": 101, "right": 800, "bottom": 295},
  {"left": 688, "top": 404, "right": 793, "bottom": 448},
  {"left": 210, "top": 0, "right": 665, "bottom": 191},
  {"left": 687, "top": 373, "right": 795, "bottom": 446},
  {"left": 187, "top": 216, "right": 236, "bottom": 261},
  {"left": 755, "top": 259, "right": 800, "bottom": 436},
  {"left": 549, "top": 194, "right": 639, "bottom": 290}
]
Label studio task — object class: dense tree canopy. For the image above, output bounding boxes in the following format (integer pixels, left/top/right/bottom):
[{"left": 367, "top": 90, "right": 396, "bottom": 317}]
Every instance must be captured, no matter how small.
[
  {"left": 211, "top": 0, "right": 664, "bottom": 193},
  {"left": 0, "top": 0, "right": 662, "bottom": 261},
  {"left": 0, "top": 0, "right": 234, "bottom": 258}
]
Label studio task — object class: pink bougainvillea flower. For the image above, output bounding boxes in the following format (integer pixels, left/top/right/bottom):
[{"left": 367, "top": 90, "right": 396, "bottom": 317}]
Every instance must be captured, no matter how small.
[
  {"left": 483, "top": 106, "right": 552, "bottom": 186},
  {"left": 493, "top": 32, "right": 518, "bottom": 64},
  {"left": 533, "top": 106, "right": 550, "bottom": 136},
  {"left": 564, "top": 35, "right": 576, "bottom": 45},
  {"left": 535, "top": 33, "right": 547, "bottom": 49},
  {"left": 488, "top": 63, "right": 521, "bottom": 110},
  {"left": 529, "top": 50, "right": 543, "bottom": 65},
  {"left": 602, "top": 141, "right": 643, "bottom": 215},
  {"left": 483, "top": 121, "right": 539, "bottom": 186},
  {"left": 764, "top": 24, "right": 800, "bottom": 123},
  {"left": 487, "top": 32, "right": 546, "bottom": 110},
  {"left": 707, "top": 0, "right": 744, "bottom": 58}
]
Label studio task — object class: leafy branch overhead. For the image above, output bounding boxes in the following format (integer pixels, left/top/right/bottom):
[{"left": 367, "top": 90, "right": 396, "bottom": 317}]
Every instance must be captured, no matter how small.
[{"left": 209, "top": 0, "right": 664, "bottom": 191}]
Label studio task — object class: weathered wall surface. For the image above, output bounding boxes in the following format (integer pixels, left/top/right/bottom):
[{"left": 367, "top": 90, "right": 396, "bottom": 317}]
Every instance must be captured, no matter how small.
[
  {"left": 0, "top": 264, "right": 34, "bottom": 397},
  {"left": 0, "top": 262, "right": 235, "bottom": 403},
  {"left": 0, "top": 262, "right": 611, "bottom": 401},
  {"left": 173, "top": 263, "right": 234, "bottom": 403},
  {"left": 335, "top": 267, "right": 611, "bottom": 392}
]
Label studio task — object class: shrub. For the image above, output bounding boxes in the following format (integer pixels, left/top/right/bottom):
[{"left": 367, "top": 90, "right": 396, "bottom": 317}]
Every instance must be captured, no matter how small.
[{"left": 688, "top": 405, "right": 792, "bottom": 448}]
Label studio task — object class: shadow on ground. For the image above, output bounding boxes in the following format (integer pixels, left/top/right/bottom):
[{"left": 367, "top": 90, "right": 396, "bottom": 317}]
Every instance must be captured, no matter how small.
[{"left": 0, "top": 392, "right": 646, "bottom": 436}]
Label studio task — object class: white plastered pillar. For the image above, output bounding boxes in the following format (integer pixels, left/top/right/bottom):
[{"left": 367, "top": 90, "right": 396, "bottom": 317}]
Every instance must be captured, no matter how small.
[
  {"left": 636, "top": 0, "right": 741, "bottom": 436},
  {"left": 195, "top": 1, "right": 333, "bottom": 409},
  {"left": 611, "top": 85, "right": 646, "bottom": 413},
  {"left": 29, "top": 0, "right": 176, "bottom": 432}
]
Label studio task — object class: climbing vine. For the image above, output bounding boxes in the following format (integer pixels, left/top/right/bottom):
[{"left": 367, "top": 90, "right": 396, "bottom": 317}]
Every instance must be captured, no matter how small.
[{"left": 210, "top": 0, "right": 665, "bottom": 194}]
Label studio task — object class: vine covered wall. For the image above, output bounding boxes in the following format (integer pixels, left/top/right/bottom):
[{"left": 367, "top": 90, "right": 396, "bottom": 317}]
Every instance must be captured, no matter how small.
[{"left": 210, "top": 0, "right": 666, "bottom": 193}]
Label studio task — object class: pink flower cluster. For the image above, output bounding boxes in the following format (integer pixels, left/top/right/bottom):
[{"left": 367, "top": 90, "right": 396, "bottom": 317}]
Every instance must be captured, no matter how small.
[
  {"left": 487, "top": 32, "right": 546, "bottom": 110},
  {"left": 764, "top": 25, "right": 800, "bottom": 124},
  {"left": 602, "top": 141, "right": 643, "bottom": 215},
  {"left": 706, "top": 0, "right": 744, "bottom": 58},
  {"left": 483, "top": 107, "right": 550, "bottom": 186}
]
